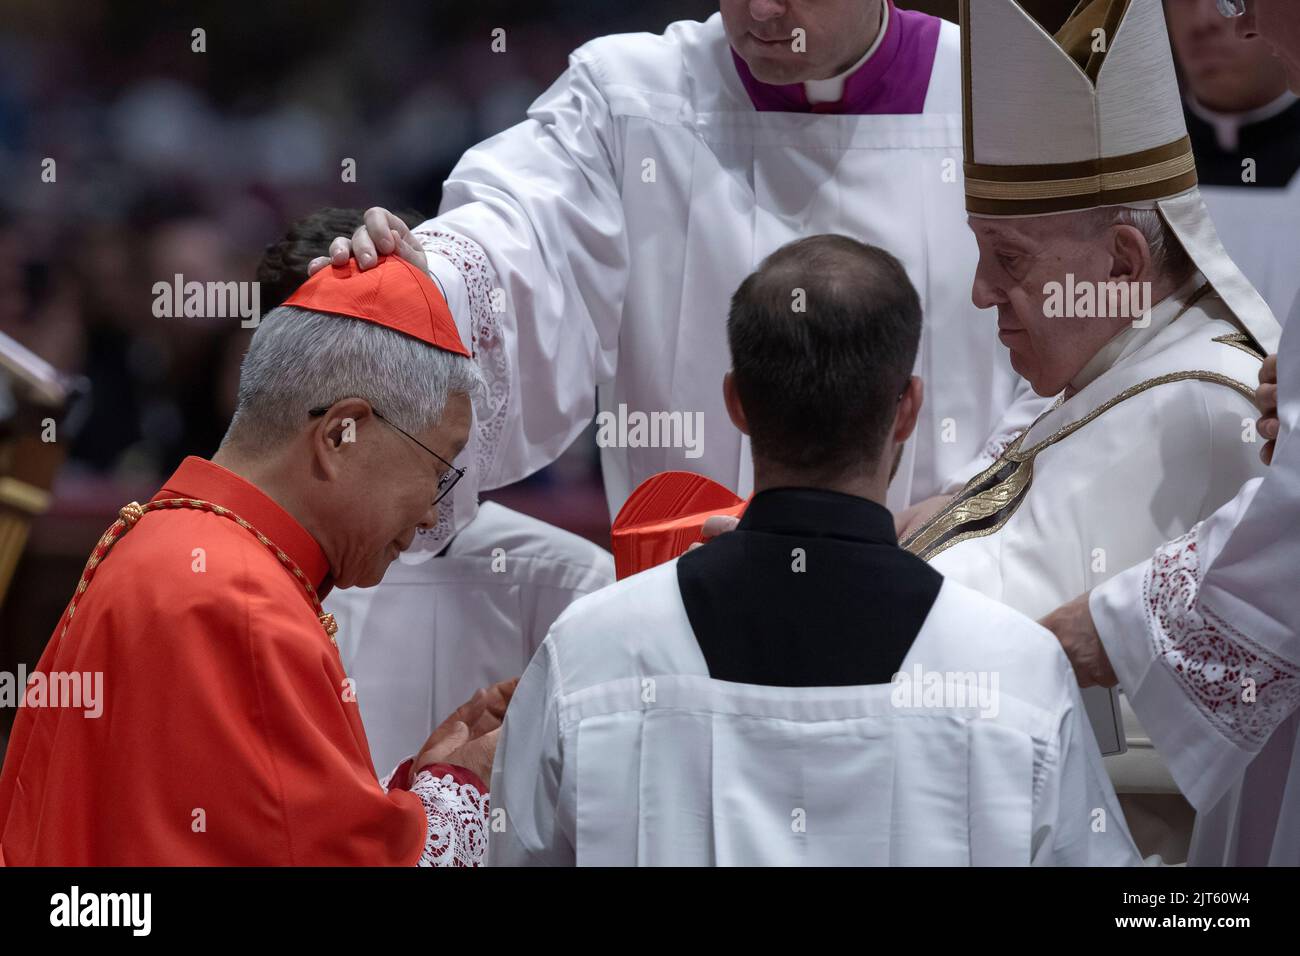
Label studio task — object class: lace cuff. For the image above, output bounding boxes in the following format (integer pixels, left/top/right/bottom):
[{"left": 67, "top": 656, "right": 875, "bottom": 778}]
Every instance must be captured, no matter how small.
[
  {"left": 383, "top": 758, "right": 490, "bottom": 867},
  {"left": 415, "top": 226, "right": 512, "bottom": 492},
  {"left": 1143, "top": 526, "right": 1300, "bottom": 751}
]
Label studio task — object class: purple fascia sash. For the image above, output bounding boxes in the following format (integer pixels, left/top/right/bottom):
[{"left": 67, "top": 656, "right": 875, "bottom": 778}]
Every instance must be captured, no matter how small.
[{"left": 731, "top": 0, "right": 942, "bottom": 115}]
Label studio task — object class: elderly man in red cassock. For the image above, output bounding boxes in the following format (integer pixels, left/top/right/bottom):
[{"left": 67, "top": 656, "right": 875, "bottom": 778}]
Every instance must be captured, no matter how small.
[{"left": 0, "top": 255, "right": 509, "bottom": 865}]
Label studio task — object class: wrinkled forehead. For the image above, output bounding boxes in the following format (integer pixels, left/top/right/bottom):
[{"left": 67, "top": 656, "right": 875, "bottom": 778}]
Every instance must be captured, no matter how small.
[
  {"left": 968, "top": 216, "right": 1035, "bottom": 245},
  {"left": 967, "top": 212, "right": 1083, "bottom": 246}
]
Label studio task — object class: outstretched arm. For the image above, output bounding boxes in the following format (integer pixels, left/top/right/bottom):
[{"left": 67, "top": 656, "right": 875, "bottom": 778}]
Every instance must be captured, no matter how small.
[{"left": 312, "top": 51, "right": 629, "bottom": 492}]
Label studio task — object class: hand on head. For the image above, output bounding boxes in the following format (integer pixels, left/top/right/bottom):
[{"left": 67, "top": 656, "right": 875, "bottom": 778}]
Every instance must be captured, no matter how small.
[{"left": 307, "top": 206, "right": 428, "bottom": 276}]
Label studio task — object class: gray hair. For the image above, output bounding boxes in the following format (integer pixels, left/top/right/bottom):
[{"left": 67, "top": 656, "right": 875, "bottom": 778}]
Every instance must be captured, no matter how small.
[
  {"left": 223, "top": 305, "right": 484, "bottom": 451},
  {"left": 1070, "top": 206, "right": 1195, "bottom": 285}
]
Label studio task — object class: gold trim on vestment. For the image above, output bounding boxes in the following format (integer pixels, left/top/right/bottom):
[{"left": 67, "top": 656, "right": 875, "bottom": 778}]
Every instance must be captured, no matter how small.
[
  {"left": 902, "top": 441, "right": 1033, "bottom": 559},
  {"left": 1007, "top": 370, "right": 1256, "bottom": 462},
  {"left": 963, "top": 136, "right": 1199, "bottom": 215},
  {"left": 965, "top": 148, "right": 1196, "bottom": 202},
  {"left": 1212, "top": 332, "right": 1267, "bottom": 361},
  {"left": 904, "top": 368, "right": 1257, "bottom": 561}
]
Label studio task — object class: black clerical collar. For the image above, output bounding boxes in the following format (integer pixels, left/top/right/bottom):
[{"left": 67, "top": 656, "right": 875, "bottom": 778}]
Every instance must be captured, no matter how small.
[
  {"left": 738, "top": 487, "right": 897, "bottom": 546},
  {"left": 677, "top": 485, "right": 934, "bottom": 687},
  {"left": 1187, "top": 91, "right": 1299, "bottom": 152}
]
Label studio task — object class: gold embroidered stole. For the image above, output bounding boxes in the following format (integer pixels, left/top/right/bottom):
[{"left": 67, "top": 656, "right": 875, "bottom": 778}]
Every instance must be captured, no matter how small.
[{"left": 902, "top": 315, "right": 1259, "bottom": 562}]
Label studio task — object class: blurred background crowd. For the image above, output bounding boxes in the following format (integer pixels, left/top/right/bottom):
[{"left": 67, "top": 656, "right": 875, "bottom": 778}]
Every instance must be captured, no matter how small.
[
  {"left": 0, "top": 0, "right": 718, "bottom": 709},
  {"left": 2, "top": 0, "right": 1298, "bottom": 749},
  {"left": 0, "top": 0, "right": 719, "bottom": 484}
]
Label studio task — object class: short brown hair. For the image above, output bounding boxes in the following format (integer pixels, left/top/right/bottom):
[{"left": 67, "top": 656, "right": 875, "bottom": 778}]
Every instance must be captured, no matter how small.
[{"left": 727, "top": 235, "right": 922, "bottom": 479}]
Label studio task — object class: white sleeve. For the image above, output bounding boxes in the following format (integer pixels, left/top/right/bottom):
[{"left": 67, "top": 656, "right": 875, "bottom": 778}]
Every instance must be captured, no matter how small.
[
  {"left": 487, "top": 637, "right": 574, "bottom": 866},
  {"left": 417, "top": 50, "right": 627, "bottom": 491},
  {"left": 1089, "top": 314, "right": 1300, "bottom": 812},
  {"left": 1090, "top": 479, "right": 1300, "bottom": 812},
  {"left": 940, "top": 376, "right": 1054, "bottom": 494},
  {"left": 1031, "top": 682, "right": 1141, "bottom": 866}
]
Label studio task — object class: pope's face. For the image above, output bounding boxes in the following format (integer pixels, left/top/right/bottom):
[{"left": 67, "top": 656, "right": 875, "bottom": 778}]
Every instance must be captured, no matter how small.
[
  {"left": 968, "top": 216, "right": 1128, "bottom": 398},
  {"left": 721, "top": 0, "right": 885, "bottom": 85},
  {"left": 1237, "top": 0, "right": 1300, "bottom": 93},
  {"left": 1165, "top": 0, "right": 1287, "bottom": 110},
  {"left": 330, "top": 393, "right": 471, "bottom": 589}
]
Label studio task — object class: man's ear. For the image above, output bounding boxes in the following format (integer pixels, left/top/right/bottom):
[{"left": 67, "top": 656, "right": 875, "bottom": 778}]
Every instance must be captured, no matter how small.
[
  {"left": 722, "top": 372, "right": 750, "bottom": 436},
  {"left": 1109, "top": 224, "right": 1152, "bottom": 284},
  {"left": 893, "top": 375, "right": 923, "bottom": 446},
  {"left": 311, "top": 398, "right": 375, "bottom": 479}
]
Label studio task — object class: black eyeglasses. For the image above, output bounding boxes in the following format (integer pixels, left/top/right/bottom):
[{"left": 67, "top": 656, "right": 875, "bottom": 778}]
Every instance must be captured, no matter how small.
[{"left": 309, "top": 406, "right": 466, "bottom": 504}]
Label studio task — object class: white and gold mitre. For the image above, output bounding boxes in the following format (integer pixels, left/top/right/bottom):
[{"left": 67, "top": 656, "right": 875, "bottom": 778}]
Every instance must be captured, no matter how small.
[{"left": 960, "top": 0, "right": 1280, "bottom": 353}]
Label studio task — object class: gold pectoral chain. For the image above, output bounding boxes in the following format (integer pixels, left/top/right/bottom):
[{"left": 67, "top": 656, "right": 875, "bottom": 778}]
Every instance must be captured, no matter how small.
[{"left": 58, "top": 498, "right": 338, "bottom": 649}]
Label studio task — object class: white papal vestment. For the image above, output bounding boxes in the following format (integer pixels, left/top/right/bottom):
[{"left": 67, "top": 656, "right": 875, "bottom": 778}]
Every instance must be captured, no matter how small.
[
  {"left": 910, "top": 277, "right": 1272, "bottom": 858},
  {"left": 920, "top": 279, "right": 1268, "bottom": 624}
]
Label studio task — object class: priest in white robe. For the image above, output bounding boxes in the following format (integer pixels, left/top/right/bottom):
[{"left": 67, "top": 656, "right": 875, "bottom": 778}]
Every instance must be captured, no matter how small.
[
  {"left": 489, "top": 236, "right": 1139, "bottom": 867},
  {"left": 1041, "top": 0, "right": 1300, "bottom": 868},
  {"left": 900, "top": 0, "right": 1281, "bottom": 862},
  {"left": 314, "top": 0, "right": 1050, "bottom": 527},
  {"left": 254, "top": 208, "right": 616, "bottom": 773},
  {"left": 1167, "top": 0, "right": 1300, "bottom": 320},
  {"left": 330, "top": 501, "right": 614, "bottom": 773}
]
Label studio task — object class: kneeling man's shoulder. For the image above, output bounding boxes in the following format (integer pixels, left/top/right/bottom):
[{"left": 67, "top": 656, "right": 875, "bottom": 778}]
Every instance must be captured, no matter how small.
[
  {"left": 541, "top": 561, "right": 696, "bottom": 681},
  {"left": 549, "top": 561, "right": 678, "bottom": 638},
  {"left": 922, "top": 579, "right": 1074, "bottom": 683}
]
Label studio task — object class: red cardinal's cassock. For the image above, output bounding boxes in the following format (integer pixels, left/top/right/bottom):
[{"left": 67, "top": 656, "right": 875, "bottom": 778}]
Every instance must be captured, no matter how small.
[{"left": 0, "top": 257, "right": 490, "bottom": 865}]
